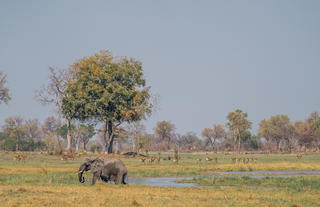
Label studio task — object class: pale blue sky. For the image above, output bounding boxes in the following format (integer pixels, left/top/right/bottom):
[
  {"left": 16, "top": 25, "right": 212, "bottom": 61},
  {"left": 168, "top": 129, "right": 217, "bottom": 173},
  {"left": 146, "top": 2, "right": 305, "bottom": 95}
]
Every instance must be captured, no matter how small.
[{"left": 0, "top": 0, "right": 319, "bottom": 136}]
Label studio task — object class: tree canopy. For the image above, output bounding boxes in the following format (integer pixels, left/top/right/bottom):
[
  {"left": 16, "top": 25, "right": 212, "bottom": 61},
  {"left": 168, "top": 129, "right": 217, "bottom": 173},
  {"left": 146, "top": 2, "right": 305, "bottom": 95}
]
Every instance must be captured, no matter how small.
[
  {"left": 258, "top": 114, "right": 295, "bottom": 151},
  {"left": 227, "top": 109, "right": 252, "bottom": 152},
  {"left": 62, "top": 50, "right": 153, "bottom": 153},
  {"left": 154, "top": 120, "right": 175, "bottom": 150},
  {"left": 202, "top": 124, "right": 226, "bottom": 152}
]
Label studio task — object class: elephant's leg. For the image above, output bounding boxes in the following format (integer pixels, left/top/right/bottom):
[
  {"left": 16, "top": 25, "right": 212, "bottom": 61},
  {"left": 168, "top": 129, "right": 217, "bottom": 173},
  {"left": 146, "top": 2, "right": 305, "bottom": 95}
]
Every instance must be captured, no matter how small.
[
  {"left": 115, "top": 175, "right": 122, "bottom": 184},
  {"left": 122, "top": 173, "right": 127, "bottom": 184},
  {"left": 100, "top": 175, "right": 109, "bottom": 183},
  {"left": 114, "top": 173, "right": 127, "bottom": 184},
  {"left": 92, "top": 173, "right": 100, "bottom": 185}
]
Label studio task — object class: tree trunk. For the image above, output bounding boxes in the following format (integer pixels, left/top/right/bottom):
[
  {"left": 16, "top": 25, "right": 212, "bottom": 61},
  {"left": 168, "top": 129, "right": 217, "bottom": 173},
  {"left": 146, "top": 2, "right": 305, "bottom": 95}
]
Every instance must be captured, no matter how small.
[
  {"left": 66, "top": 118, "right": 72, "bottom": 153},
  {"left": 233, "top": 131, "right": 237, "bottom": 152},
  {"left": 103, "top": 120, "right": 108, "bottom": 153},
  {"left": 208, "top": 138, "right": 215, "bottom": 151},
  {"left": 277, "top": 140, "right": 281, "bottom": 152},
  {"left": 104, "top": 120, "right": 114, "bottom": 154},
  {"left": 75, "top": 140, "right": 79, "bottom": 151},
  {"left": 238, "top": 134, "right": 241, "bottom": 154},
  {"left": 81, "top": 141, "right": 85, "bottom": 151},
  {"left": 212, "top": 138, "right": 217, "bottom": 153}
]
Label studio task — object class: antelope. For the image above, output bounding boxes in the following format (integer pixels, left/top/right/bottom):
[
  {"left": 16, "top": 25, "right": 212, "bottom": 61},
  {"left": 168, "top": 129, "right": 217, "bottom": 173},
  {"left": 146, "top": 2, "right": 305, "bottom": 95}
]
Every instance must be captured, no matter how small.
[
  {"left": 196, "top": 158, "right": 202, "bottom": 163},
  {"left": 146, "top": 157, "right": 154, "bottom": 163},
  {"left": 67, "top": 154, "right": 75, "bottom": 160},
  {"left": 13, "top": 155, "right": 22, "bottom": 161},
  {"left": 213, "top": 157, "right": 218, "bottom": 163},
  {"left": 231, "top": 157, "right": 236, "bottom": 164},
  {"left": 61, "top": 155, "right": 68, "bottom": 161},
  {"left": 205, "top": 157, "right": 213, "bottom": 161},
  {"left": 296, "top": 154, "right": 302, "bottom": 159},
  {"left": 139, "top": 158, "right": 146, "bottom": 163},
  {"left": 156, "top": 157, "right": 161, "bottom": 163},
  {"left": 20, "top": 154, "right": 27, "bottom": 162},
  {"left": 172, "top": 157, "right": 179, "bottom": 164}
]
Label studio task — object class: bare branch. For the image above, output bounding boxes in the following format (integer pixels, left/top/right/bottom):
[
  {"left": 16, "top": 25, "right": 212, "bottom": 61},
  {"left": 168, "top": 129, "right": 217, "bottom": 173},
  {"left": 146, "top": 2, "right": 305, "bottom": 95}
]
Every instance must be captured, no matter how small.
[
  {"left": 0, "top": 71, "right": 11, "bottom": 104},
  {"left": 35, "top": 67, "right": 71, "bottom": 114}
]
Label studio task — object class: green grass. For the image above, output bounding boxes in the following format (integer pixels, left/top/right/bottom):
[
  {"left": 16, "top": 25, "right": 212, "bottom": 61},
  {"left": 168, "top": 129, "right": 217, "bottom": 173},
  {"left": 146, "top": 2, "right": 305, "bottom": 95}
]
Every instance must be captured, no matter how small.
[
  {"left": 180, "top": 176, "right": 320, "bottom": 191},
  {"left": 1, "top": 152, "right": 320, "bottom": 178},
  {"left": 1, "top": 152, "right": 320, "bottom": 206}
]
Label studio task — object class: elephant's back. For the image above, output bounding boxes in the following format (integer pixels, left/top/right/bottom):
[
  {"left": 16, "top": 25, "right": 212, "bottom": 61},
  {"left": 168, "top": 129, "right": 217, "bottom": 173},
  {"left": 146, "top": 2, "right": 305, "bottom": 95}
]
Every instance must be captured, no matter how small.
[
  {"left": 104, "top": 158, "right": 127, "bottom": 171},
  {"left": 104, "top": 158, "right": 124, "bottom": 164}
]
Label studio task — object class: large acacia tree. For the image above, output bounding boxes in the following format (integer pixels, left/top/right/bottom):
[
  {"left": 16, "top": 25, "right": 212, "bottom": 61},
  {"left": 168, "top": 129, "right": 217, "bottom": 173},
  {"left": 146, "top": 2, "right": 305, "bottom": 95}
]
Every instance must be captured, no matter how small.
[{"left": 62, "top": 50, "right": 153, "bottom": 153}]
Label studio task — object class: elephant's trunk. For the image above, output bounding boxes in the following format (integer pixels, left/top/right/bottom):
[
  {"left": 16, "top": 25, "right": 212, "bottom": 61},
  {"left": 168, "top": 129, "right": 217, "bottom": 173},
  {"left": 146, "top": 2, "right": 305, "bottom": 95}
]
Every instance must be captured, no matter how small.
[{"left": 78, "top": 164, "right": 86, "bottom": 183}]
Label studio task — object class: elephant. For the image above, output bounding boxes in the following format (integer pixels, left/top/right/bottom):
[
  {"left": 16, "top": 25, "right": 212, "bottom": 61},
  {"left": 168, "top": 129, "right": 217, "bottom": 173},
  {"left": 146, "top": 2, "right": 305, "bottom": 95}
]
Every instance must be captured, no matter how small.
[{"left": 78, "top": 157, "right": 127, "bottom": 185}]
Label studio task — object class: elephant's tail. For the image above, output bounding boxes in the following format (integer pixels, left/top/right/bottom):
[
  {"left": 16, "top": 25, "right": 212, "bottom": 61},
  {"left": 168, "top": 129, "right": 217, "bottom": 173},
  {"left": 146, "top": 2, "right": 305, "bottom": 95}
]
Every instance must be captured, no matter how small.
[{"left": 122, "top": 172, "right": 127, "bottom": 184}]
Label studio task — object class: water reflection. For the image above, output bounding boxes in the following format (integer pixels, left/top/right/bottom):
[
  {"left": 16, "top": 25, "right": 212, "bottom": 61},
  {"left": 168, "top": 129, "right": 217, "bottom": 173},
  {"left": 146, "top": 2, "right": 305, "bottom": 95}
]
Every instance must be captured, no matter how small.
[
  {"left": 210, "top": 170, "right": 320, "bottom": 178},
  {"left": 128, "top": 177, "right": 196, "bottom": 187},
  {"left": 128, "top": 170, "right": 320, "bottom": 188}
]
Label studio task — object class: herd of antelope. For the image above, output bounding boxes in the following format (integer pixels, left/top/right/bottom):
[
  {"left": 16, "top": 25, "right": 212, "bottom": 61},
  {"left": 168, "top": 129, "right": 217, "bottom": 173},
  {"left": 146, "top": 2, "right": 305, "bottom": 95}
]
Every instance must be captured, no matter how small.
[
  {"left": 13, "top": 153, "right": 77, "bottom": 162},
  {"left": 139, "top": 156, "right": 219, "bottom": 164},
  {"left": 60, "top": 154, "right": 76, "bottom": 161},
  {"left": 196, "top": 157, "right": 219, "bottom": 163},
  {"left": 231, "top": 157, "right": 258, "bottom": 164},
  {"left": 137, "top": 154, "right": 304, "bottom": 165},
  {"left": 139, "top": 156, "right": 180, "bottom": 164},
  {"left": 11, "top": 152, "right": 303, "bottom": 164},
  {"left": 13, "top": 154, "right": 27, "bottom": 161}
]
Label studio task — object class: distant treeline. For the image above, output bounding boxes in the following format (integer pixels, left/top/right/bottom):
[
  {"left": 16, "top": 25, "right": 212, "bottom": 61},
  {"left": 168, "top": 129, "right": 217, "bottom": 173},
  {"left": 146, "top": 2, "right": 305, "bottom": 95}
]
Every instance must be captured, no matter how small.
[
  {"left": 0, "top": 110, "right": 319, "bottom": 153},
  {"left": 0, "top": 52, "right": 319, "bottom": 154}
]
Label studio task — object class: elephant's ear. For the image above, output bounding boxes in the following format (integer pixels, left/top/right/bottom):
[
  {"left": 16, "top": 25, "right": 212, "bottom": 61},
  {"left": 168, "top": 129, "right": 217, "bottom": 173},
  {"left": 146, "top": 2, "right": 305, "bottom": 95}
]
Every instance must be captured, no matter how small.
[{"left": 90, "top": 157, "right": 104, "bottom": 173}]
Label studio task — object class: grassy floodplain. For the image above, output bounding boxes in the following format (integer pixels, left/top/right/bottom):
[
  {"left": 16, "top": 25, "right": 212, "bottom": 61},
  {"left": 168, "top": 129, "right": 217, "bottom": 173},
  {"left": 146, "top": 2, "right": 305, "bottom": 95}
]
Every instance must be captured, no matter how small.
[{"left": 0, "top": 151, "right": 320, "bottom": 207}]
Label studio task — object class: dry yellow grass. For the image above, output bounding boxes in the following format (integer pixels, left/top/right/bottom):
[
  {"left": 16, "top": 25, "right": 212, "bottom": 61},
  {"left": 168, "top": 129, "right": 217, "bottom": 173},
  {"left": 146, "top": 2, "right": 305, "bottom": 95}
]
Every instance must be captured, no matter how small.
[
  {"left": 1, "top": 183, "right": 319, "bottom": 207},
  {"left": 1, "top": 152, "right": 320, "bottom": 206},
  {"left": 0, "top": 166, "right": 75, "bottom": 175}
]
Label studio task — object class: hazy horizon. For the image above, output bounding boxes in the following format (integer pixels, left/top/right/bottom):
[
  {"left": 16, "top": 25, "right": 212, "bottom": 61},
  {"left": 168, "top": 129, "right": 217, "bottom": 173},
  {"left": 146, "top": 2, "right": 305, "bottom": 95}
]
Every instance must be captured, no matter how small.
[{"left": 1, "top": 0, "right": 319, "bottom": 136}]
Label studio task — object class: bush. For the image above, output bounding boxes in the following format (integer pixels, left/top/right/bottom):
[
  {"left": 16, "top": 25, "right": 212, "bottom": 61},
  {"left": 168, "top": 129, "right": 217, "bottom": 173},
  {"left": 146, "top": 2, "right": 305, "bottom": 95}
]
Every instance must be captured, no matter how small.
[
  {"left": 89, "top": 142, "right": 103, "bottom": 153},
  {"left": 54, "top": 139, "right": 64, "bottom": 155},
  {"left": 1, "top": 138, "right": 16, "bottom": 151},
  {"left": 0, "top": 138, "right": 46, "bottom": 151}
]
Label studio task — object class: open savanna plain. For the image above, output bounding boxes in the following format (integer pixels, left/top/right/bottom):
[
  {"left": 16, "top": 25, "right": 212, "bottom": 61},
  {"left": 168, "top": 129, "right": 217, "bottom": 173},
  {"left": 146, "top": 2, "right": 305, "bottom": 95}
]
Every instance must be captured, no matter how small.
[{"left": 0, "top": 152, "right": 320, "bottom": 207}]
